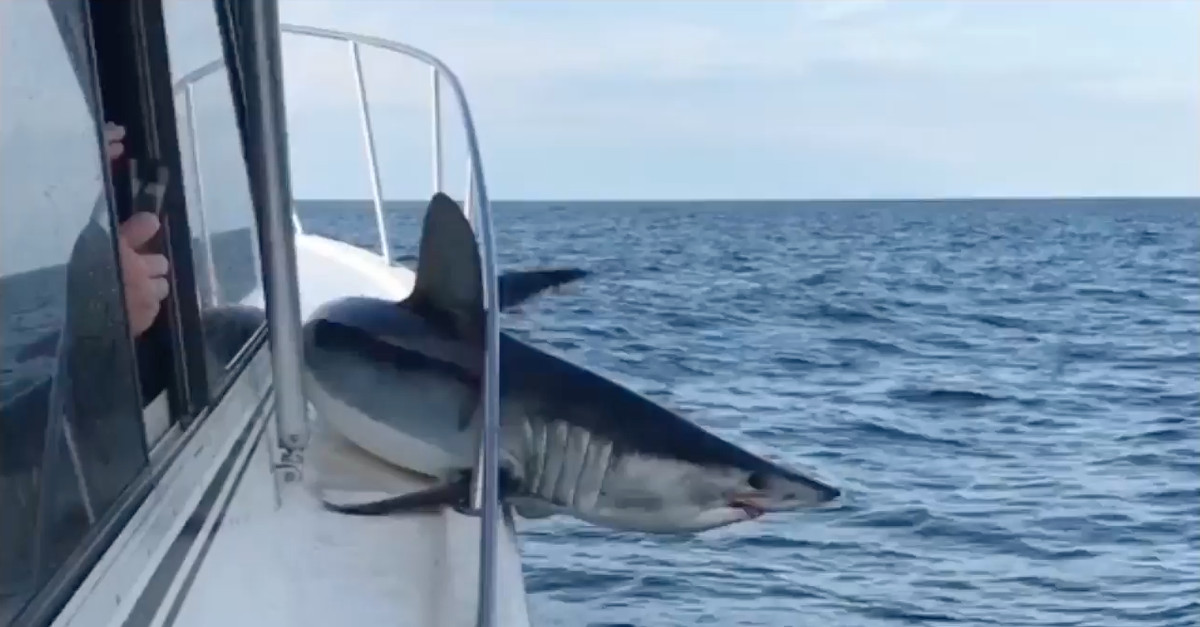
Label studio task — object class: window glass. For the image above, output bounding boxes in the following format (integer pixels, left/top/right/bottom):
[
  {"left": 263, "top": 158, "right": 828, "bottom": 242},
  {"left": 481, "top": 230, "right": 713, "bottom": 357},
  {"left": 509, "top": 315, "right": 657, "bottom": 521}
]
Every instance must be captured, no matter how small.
[
  {"left": 0, "top": 2, "right": 148, "bottom": 622},
  {"left": 162, "top": 0, "right": 266, "bottom": 391}
]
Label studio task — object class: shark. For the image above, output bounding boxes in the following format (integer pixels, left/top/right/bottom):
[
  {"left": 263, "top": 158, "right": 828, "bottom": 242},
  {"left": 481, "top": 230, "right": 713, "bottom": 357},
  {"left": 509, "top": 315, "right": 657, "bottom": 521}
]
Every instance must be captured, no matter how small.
[{"left": 301, "top": 193, "right": 840, "bottom": 534}]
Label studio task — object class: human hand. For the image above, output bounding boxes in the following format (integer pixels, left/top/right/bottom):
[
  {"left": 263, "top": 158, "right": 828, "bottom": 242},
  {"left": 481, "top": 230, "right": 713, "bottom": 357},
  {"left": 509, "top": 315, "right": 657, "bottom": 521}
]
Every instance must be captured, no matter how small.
[
  {"left": 106, "top": 122, "right": 170, "bottom": 337},
  {"left": 119, "top": 213, "right": 170, "bottom": 337},
  {"left": 104, "top": 121, "right": 125, "bottom": 162}
]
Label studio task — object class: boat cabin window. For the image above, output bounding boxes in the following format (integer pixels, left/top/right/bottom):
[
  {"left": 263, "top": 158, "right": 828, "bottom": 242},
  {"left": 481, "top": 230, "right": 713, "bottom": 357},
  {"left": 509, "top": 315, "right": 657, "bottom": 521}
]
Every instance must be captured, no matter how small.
[
  {"left": 1, "top": 0, "right": 274, "bottom": 621},
  {"left": 0, "top": 1, "right": 149, "bottom": 622},
  {"left": 162, "top": 0, "right": 267, "bottom": 395}
]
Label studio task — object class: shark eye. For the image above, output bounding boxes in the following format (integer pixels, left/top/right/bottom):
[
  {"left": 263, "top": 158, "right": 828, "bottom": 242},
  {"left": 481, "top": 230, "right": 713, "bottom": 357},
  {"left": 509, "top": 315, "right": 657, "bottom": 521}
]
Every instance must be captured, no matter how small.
[{"left": 747, "top": 471, "right": 767, "bottom": 491}]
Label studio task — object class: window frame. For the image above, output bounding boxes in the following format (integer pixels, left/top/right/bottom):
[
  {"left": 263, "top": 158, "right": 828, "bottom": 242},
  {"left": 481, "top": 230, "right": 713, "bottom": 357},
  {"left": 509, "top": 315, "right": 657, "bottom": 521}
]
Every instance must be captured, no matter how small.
[
  {"left": 8, "top": 1, "right": 155, "bottom": 622},
  {"left": 88, "top": 0, "right": 212, "bottom": 424},
  {"left": 11, "top": 0, "right": 270, "bottom": 623},
  {"left": 165, "top": 0, "right": 270, "bottom": 404}
]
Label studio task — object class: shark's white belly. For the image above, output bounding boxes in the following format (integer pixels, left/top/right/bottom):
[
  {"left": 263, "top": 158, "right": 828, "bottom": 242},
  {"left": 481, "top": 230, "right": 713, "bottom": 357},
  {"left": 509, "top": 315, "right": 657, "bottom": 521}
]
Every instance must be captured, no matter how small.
[{"left": 305, "top": 371, "right": 465, "bottom": 478}]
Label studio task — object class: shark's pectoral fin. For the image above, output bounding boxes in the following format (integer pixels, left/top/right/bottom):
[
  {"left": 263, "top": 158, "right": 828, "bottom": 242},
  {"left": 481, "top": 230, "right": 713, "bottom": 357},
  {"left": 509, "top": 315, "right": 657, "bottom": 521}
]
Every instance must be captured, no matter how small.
[
  {"left": 498, "top": 268, "right": 590, "bottom": 311},
  {"left": 324, "top": 465, "right": 525, "bottom": 518},
  {"left": 322, "top": 474, "right": 472, "bottom": 516},
  {"left": 510, "top": 498, "right": 557, "bottom": 520}
]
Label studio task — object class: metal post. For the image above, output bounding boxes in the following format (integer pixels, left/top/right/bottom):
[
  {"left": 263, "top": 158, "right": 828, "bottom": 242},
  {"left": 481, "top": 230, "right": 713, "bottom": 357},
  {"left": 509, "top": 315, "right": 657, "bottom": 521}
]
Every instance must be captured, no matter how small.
[
  {"left": 270, "top": 25, "right": 502, "bottom": 626},
  {"left": 183, "top": 83, "right": 222, "bottom": 305},
  {"left": 431, "top": 67, "right": 444, "bottom": 194},
  {"left": 473, "top": 182, "right": 500, "bottom": 627},
  {"left": 248, "top": 1, "right": 308, "bottom": 453},
  {"left": 463, "top": 157, "right": 474, "bottom": 225},
  {"left": 455, "top": 107, "right": 500, "bottom": 627},
  {"left": 349, "top": 41, "right": 391, "bottom": 264}
]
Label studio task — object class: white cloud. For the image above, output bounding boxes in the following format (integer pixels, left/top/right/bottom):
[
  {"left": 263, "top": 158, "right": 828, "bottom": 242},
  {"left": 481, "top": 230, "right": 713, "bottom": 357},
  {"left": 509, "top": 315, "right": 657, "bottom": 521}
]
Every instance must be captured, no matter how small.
[
  {"left": 274, "top": 0, "right": 970, "bottom": 137},
  {"left": 800, "top": 0, "right": 889, "bottom": 25},
  {"left": 278, "top": 1, "right": 812, "bottom": 105},
  {"left": 275, "top": 0, "right": 1199, "bottom": 199},
  {"left": 281, "top": 0, "right": 1192, "bottom": 115},
  {"left": 1072, "top": 75, "right": 1200, "bottom": 106}
]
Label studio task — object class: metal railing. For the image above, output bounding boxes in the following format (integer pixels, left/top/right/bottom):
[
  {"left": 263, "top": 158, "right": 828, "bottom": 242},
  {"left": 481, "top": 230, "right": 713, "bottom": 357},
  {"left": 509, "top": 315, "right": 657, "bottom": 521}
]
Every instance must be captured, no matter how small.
[{"left": 171, "top": 22, "right": 505, "bottom": 627}]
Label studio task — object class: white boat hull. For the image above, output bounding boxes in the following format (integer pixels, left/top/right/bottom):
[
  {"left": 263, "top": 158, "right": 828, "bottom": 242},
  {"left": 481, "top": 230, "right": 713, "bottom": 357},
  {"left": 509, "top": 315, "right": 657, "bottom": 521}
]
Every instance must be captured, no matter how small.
[{"left": 52, "top": 233, "right": 533, "bottom": 627}]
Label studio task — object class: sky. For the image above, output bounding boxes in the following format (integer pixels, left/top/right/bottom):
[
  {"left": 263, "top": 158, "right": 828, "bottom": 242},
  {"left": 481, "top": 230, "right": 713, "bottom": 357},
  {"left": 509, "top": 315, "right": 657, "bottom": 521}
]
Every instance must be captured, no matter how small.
[
  {"left": 275, "top": 0, "right": 1200, "bottom": 200},
  {"left": 2, "top": 1, "right": 1198, "bottom": 274}
]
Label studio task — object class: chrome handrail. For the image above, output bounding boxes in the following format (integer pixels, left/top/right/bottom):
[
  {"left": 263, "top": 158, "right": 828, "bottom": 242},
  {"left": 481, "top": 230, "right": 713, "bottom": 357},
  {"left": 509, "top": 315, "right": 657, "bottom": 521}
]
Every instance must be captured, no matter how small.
[
  {"left": 170, "top": 22, "right": 505, "bottom": 627},
  {"left": 345, "top": 39, "right": 391, "bottom": 264},
  {"left": 276, "top": 26, "right": 503, "bottom": 627},
  {"left": 180, "top": 83, "right": 222, "bottom": 306},
  {"left": 252, "top": 3, "right": 310, "bottom": 458}
]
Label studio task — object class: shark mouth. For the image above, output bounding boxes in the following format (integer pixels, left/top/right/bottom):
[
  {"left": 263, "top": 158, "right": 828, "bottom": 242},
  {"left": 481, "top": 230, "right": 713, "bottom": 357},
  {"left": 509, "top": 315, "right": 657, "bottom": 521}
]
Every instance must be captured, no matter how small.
[{"left": 730, "top": 498, "right": 765, "bottom": 519}]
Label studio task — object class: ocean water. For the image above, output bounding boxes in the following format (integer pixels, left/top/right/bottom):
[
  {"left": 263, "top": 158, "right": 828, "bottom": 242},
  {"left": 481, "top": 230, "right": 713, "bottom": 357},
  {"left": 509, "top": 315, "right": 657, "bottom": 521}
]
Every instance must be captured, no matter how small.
[{"left": 298, "top": 197, "right": 1200, "bottom": 627}]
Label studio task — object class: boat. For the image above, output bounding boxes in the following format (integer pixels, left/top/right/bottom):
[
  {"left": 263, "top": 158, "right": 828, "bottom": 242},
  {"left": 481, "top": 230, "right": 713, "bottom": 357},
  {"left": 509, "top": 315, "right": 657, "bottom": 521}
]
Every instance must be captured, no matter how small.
[{"left": 1, "top": 1, "right": 523, "bottom": 625}]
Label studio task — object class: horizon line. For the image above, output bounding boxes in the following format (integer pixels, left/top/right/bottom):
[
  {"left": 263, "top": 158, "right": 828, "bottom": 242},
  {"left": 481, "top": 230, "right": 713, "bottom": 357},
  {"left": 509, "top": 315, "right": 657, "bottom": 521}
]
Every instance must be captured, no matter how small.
[{"left": 295, "top": 194, "right": 1200, "bottom": 204}]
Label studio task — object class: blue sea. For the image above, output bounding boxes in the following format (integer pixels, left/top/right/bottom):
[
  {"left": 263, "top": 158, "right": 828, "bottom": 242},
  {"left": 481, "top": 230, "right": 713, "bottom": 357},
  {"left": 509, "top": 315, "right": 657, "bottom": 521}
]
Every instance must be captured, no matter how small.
[{"left": 296, "top": 197, "right": 1200, "bottom": 627}]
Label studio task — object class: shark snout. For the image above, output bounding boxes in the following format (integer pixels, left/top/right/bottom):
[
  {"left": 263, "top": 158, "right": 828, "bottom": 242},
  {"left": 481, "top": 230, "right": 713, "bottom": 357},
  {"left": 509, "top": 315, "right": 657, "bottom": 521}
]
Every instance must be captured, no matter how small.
[
  {"left": 788, "top": 470, "right": 841, "bottom": 503},
  {"left": 736, "top": 466, "right": 840, "bottom": 512}
]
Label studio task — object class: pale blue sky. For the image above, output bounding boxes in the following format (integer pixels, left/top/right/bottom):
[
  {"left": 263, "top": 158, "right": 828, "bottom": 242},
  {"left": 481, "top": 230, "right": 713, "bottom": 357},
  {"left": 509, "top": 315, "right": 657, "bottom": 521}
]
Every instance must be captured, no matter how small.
[
  {"left": 3, "top": 1, "right": 1198, "bottom": 275},
  {"left": 278, "top": 0, "right": 1200, "bottom": 200}
]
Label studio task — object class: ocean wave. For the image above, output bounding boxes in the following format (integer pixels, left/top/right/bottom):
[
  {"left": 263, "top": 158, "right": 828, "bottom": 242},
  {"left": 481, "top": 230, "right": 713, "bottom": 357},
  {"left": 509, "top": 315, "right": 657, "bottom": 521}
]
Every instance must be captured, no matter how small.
[{"left": 295, "top": 198, "right": 1200, "bottom": 627}]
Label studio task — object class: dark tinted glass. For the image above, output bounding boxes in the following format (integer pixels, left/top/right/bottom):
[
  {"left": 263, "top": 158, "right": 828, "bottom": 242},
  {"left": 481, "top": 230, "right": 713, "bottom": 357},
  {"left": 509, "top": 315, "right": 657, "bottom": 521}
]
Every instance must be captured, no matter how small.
[
  {"left": 0, "top": 2, "right": 149, "bottom": 622},
  {"left": 162, "top": 0, "right": 266, "bottom": 391}
]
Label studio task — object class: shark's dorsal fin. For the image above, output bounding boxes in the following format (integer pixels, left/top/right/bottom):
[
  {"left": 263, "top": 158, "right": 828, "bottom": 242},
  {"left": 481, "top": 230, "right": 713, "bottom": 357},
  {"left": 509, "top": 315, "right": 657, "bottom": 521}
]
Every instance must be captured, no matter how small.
[
  {"left": 407, "top": 193, "right": 484, "bottom": 344},
  {"left": 403, "top": 194, "right": 590, "bottom": 341},
  {"left": 498, "top": 268, "right": 589, "bottom": 310}
]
